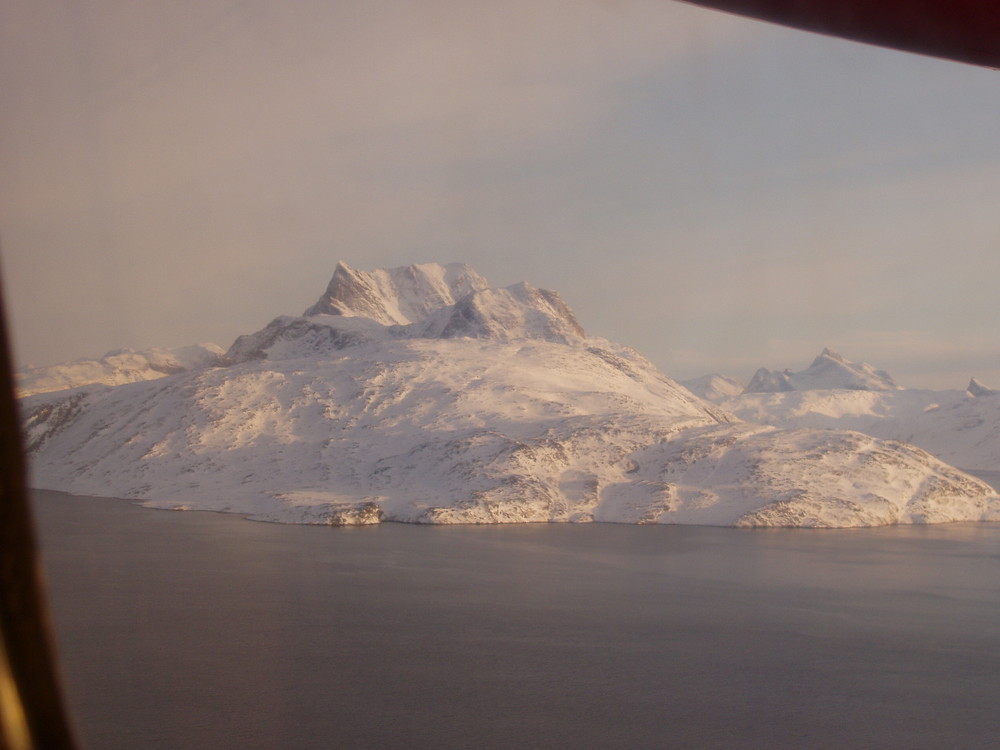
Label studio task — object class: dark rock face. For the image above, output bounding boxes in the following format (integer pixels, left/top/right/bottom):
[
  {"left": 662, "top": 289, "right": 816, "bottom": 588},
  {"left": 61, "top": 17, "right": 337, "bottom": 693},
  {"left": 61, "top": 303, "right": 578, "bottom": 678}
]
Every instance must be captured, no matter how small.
[
  {"left": 324, "top": 502, "right": 383, "bottom": 526},
  {"left": 744, "top": 368, "right": 795, "bottom": 394},
  {"left": 968, "top": 378, "right": 998, "bottom": 397}
]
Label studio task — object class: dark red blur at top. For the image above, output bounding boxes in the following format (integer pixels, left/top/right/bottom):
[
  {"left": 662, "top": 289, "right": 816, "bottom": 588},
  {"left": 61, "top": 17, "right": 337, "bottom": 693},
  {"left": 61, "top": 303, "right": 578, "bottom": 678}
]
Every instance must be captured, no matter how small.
[{"left": 680, "top": 0, "right": 1000, "bottom": 69}]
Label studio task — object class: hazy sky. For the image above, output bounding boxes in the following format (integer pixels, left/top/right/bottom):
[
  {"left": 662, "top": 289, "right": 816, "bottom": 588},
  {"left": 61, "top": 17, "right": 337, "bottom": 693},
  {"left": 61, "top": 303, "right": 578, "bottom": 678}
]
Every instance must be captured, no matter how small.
[{"left": 3, "top": 1, "right": 1000, "bottom": 389}]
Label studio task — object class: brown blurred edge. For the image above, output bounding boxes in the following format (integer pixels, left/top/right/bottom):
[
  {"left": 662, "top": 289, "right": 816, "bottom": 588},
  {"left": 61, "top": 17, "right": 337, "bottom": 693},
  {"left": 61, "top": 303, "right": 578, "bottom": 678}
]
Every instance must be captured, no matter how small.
[{"left": 1, "top": 262, "right": 79, "bottom": 748}]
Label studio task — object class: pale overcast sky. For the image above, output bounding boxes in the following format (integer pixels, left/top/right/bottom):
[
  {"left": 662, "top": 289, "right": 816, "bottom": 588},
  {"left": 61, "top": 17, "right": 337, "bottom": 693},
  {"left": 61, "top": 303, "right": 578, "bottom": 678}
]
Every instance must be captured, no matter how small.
[{"left": 2, "top": 1, "right": 1000, "bottom": 389}]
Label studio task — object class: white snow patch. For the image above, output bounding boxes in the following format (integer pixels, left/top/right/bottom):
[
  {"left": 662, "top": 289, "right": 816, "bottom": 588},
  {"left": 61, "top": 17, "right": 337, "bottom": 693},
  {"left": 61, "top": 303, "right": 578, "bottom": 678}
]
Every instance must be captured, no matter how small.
[{"left": 21, "top": 265, "right": 1000, "bottom": 528}]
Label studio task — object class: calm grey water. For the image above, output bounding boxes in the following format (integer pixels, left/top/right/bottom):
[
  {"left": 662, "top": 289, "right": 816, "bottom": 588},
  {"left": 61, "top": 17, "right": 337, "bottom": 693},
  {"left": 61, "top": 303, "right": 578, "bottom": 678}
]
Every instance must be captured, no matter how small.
[{"left": 31, "top": 489, "right": 1000, "bottom": 750}]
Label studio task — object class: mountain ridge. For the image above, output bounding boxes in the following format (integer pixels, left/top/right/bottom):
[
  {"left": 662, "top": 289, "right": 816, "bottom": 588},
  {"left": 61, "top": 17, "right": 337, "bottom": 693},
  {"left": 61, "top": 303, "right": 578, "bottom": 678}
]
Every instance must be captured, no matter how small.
[
  {"left": 679, "top": 373, "right": 745, "bottom": 403},
  {"left": 20, "top": 263, "right": 1000, "bottom": 527},
  {"left": 16, "top": 343, "right": 224, "bottom": 397},
  {"left": 302, "top": 261, "right": 489, "bottom": 324},
  {"left": 744, "top": 348, "right": 901, "bottom": 394}
]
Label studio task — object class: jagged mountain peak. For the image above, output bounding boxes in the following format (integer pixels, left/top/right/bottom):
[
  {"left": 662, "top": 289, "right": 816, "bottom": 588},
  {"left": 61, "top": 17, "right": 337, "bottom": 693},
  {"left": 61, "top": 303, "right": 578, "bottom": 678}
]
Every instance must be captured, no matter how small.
[
  {"left": 303, "top": 261, "right": 489, "bottom": 325},
  {"left": 968, "top": 378, "right": 998, "bottom": 397},
  {"left": 743, "top": 368, "right": 795, "bottom": 394},
  {"left": 418, "top": 282, "right": 585, "bottom": 344},
  {"left": 812, "top": 348, "right": 847, "bottom": 366},
  {"left": 744, "top": 349, "right": 901, "bottom": 394},
  {"left": 227, "top": 264, "right": 587, "bottom": 363}
]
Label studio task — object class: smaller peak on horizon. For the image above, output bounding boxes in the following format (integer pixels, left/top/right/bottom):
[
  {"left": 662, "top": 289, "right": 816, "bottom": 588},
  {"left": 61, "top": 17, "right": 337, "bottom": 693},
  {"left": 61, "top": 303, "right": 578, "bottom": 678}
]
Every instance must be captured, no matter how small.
[
  {"left": 744, "top": 349, "right": 900, "bottom": 394},
  {"left": 679, "top": 373, "right": 745, "bottom": 403},
  {"left": 503, "top": 280, "right": 544, "bottom": 297},
  {"left": 968, "top": 377, "right": 998, "bottom": 397},
  {"left": 743, "top": 368, "right": 795, "bottom": 394},
  {"left": 101, "top": 347, "right": 139, "bottom": 358},
  {"left": 16, "top": 342, "right": 225, "bottom": 397},
  {"left": 331, "top": 259, "right": 357, "bottom": 275}
]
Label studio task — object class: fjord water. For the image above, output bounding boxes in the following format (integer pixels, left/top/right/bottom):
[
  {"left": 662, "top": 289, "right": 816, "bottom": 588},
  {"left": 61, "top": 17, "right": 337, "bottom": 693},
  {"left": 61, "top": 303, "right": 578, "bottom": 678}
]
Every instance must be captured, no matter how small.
[{"left": 33, "top": 490, "right": 1000, "bottom": 749}]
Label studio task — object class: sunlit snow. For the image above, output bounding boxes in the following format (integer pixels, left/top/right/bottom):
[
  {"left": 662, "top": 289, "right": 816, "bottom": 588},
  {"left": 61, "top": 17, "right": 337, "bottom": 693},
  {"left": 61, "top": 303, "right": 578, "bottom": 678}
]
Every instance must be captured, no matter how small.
[{"left": 21, "top": 264, "right": 1000, "bottom": 527}]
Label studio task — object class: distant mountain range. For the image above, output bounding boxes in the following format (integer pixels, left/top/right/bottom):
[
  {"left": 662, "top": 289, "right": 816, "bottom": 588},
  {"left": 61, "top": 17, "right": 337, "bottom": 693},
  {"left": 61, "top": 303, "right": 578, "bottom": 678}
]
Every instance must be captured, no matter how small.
[
  {"left": 19, "top": 262, "right": 1000, "bottom": 527},
  {"left": 684, "top": 350, "right": 1000, "bottom": 470},
  {"left": 744, "top": 347, "right": 901, "bottom": 393},
  {"left": 17, "top": 344, "right": 224, "bottom": 397}
]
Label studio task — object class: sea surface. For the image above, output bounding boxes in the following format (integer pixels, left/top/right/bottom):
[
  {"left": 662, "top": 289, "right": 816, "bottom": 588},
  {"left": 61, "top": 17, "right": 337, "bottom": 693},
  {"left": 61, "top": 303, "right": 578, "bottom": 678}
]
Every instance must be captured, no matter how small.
[{"left": 31, "top": 489, "right": 1000, "bottom": 750}]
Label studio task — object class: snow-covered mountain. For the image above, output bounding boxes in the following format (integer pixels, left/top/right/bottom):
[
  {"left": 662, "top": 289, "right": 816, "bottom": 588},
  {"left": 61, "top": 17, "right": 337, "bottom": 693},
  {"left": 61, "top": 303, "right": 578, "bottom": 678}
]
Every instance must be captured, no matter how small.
[
  {"left": 20, "top": 264, "right": 1000, "bottom": 527},
  {"left": 223, "top": 276, "right": 586, "bottom": 365},
  {"left": 722, "top": 386, "right": 1000, "bottom": 471},
  {"left": 717, "top": 353, "right": 1000, "bottom": 470},
  {"left": 744, "top": 348, "right": 901, "bottom": 393},
  {"left": 302, "top": 261, "right": 488, "bottom": 324},
  {"left": 16, "top": 344, "right": 224, "bottom": 397},
  {"left": 968, "top": 378, "right": 998, "bottom": 398},
  {"left": 679, "top": 374, "right": 745, "bottom": 403}
]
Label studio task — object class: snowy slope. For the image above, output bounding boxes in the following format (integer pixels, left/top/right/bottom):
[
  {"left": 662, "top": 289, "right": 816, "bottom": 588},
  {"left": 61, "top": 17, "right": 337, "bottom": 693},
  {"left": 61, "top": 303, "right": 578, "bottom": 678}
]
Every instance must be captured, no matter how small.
[
  {"left": 21, "top": 264, "right": 1000, "bottom": 527},
  {"left": 744, "top": 348, "right": 901, "bottom": 393},
  {"left": 226, "top": 280, "right": 586, "bottom": 365},
  {"left": 679, "top": 374, "right": 745, "bottom": 403},
  {"left": 716, "top": 350, "right": 1000, "bottom": 470},
  {"left": 416, "top": 282, "right": 585, "bottom": 343},
  {"left": 722, "top": 386, "right": 1000, "bottom": 471},
  {"left": 16, "top": 344, "right": 224, "bottom": 397}
]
